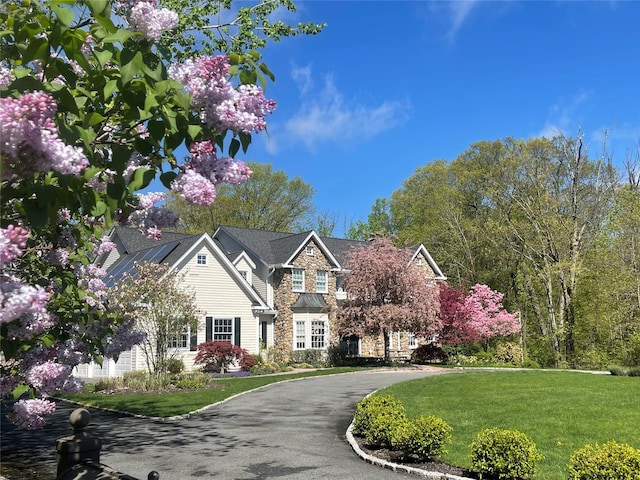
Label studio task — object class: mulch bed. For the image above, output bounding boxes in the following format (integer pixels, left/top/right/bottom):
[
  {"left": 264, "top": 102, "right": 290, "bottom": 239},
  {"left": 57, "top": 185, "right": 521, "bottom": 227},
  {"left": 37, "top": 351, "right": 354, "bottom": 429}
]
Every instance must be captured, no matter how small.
[{"left": 353, "top": 434, "right": 479, "bottom": 479}]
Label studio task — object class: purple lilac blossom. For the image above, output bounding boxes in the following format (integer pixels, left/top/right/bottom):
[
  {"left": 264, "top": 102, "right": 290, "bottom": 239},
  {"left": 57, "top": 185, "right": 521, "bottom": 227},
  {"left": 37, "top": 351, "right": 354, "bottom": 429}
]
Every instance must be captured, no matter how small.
[
  {"left": 0, "top": 92, "right": 88, "bottom": 180},
  {"left": 26, "top": 361, "right": 71, "bottom": 395},
  {"left": 168, "top": 55, "right": 276, "bottom": 135},
  {"left": 0, "top": 225, "right": 29, "bottom": 267},
  {"left": 7, "top": 399, "right": 56, "bottom": 430},
  {"left": 123, "top": 0, "right": 178, "bottom": 43},
  {"left": 0, "top": 61, "right": 14, "bottom": 88},
  {"left": 0, "top": 277, "right": 50, "bottom": 324}
]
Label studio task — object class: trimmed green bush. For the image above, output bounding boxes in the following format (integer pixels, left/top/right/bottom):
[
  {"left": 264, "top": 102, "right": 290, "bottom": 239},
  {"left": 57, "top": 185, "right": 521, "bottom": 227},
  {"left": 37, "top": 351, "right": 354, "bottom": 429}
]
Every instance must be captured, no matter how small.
[
  {"left": 568, "top": 440, "right": 640, "bottom": 480},
  {"left": 391, "top": 415, "right": 453, "bottom": 461},
  {"left": 352, "top": 395, "right": 406, "bottom": 448},
  {"left": 470, "top": 428, "right": 543, "bottom": 479}
]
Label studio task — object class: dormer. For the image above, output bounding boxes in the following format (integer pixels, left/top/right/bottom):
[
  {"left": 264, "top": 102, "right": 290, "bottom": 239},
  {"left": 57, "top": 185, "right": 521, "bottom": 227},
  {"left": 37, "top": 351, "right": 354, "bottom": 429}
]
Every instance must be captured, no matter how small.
[{"left": 232, "top": 251, "right": 257, "bottom": 286}]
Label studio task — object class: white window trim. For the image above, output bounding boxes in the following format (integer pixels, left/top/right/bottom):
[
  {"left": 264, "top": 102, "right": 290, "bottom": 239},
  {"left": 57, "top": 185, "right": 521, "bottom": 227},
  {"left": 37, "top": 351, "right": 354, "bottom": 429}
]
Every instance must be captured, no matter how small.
[
  {"left": 213, "top": 317, "right": 233, "bottom": 343},
  {"left": 196, "top": 253, "right": 208, "bottom": 266},
  {"left": 293, "top": 317, "right": 328, "bottom": 350},
  {"left": 168, "top": 326, "right": 191, "bottom": 350},
  {"left": 292, "top": 268, "right": 305, "bottom": 292},
  {"left": 316, "top": 270, "right": 328, "bottom": 293},
  {"left": 409, "top": 333, "right": 418, "bottom": 349},
  {"left": 306, "top": 246, "right": 314, "bottom": 256}
]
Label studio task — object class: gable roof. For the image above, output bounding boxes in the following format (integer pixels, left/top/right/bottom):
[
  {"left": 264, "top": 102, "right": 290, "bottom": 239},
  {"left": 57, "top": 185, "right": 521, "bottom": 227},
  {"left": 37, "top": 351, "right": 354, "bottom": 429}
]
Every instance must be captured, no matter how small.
[
  {"left": 410, "top": 244, "right": 447, "bottom": 280},
  {"left": 112, "top": 225, "right": 194, "bottom": 254},
  {"left": 101, "top": 227, "right": 269, "bottom": 308},
  {"left": 214, "top": 225, "right": 365, "bottom": 269}
]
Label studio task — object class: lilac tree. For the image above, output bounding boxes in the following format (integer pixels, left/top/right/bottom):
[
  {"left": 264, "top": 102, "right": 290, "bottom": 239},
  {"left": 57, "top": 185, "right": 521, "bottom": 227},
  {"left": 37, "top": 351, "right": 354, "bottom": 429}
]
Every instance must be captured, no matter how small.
[
  {"left": 0, "top": 0, "right": 322, "bottom": 428},
  {"left": 336, "top": 238, "right": 440, "bottom": 362}
]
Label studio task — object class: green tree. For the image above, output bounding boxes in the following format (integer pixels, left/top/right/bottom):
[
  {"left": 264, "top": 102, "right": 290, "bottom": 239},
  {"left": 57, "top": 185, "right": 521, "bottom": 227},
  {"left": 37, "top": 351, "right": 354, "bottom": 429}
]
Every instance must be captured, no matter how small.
[
  {"left": 166, "top": 162, "right": 316, "bottom": 232},
  {"left": 346, "top": 198, "right": 396, "bottom": 240},
  {"left": 370, "top": 135, "right": 619, "bottom": 367}
]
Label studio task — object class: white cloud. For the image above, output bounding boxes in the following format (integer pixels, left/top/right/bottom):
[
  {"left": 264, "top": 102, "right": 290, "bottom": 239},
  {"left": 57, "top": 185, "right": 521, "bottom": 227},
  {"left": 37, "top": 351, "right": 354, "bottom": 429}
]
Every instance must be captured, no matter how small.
[
  {"left": 537, "top": 89, "right": 592, "bottom": 139},
  {"left": 447, "top": 0, "right": 480, "bottom": 41},
  {"left": 428, "top": 0, "right": 481, "bottom": 42},
  {"left": 265, "top": 70, "right": 410, "bottom": 154},
  {"left": 291, "top": 65, "right": 313, "bottom": 96}
]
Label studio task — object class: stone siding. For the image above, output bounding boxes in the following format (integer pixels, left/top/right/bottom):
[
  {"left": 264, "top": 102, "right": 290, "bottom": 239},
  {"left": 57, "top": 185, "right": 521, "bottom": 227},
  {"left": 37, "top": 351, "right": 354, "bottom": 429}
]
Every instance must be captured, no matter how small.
[{"left": 272, "top": 239, "right": 339, "bottom": 360}]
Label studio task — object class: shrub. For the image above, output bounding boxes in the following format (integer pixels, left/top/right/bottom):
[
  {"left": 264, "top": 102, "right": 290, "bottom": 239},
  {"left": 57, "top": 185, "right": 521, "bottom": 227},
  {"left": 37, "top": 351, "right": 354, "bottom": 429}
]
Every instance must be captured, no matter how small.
[
  {"left": 251, "top": 361, "right": 280, "bottom": 375},
  {"left": 568, "top": 440, "right": 640, "bottom": 480},
  {"left": 353, "top": 395, "right": 406, "bottom": 448},
  {"left": 494, "top": 342, "right": 523, "bottom": 365},
  {"left": 411, "top": 344, "right": 449, "bottom": 364},
  {"left": 610, "top": 365, "right": 629, "bottom": 376},
  {"left": 163, "top": 358, "right": 185, "bottom": 374},
  {"left": 391, "top": 415, "right": 452, "bottom": 461},
  {"left": 290, "top": 349, "right": 325, "bottom": 366},
  {"left": 629, "top": 366, "right": 640, "bottom": 377},
  {"left": 291, "top": 362, "right": 315, "bottom": 369},
  {"left": 470, "top": 428, "right": 543, "bottom": 479},
  {"left": 521, "top": 358, "right": 540, "bottom": 369},
  {"left": 194, "top": 341, "right": 254, "bottom": 372},
  {"left": 327, "top": 345, "right": 349, "bottom": 366}
]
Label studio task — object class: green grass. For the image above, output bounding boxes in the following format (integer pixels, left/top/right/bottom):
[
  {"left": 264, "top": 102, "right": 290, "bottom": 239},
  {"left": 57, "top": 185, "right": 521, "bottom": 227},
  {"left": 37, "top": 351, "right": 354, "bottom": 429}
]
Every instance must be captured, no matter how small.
[
  {"left": 377, "top": 370, "right": 640, "bottom": 480},
  {"left": 59, "top": 367, "right": 363, "bottom": 418}
]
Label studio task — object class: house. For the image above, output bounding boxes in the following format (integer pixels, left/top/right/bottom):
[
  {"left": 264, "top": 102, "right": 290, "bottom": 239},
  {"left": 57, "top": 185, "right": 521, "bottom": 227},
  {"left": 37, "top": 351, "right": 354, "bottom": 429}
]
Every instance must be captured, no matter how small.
[
  {"left": 75, "top": 225, "right": 445, "bottom": 378},
  {"left": 212, "top": 226, "right": 446, "bottom": 360}
]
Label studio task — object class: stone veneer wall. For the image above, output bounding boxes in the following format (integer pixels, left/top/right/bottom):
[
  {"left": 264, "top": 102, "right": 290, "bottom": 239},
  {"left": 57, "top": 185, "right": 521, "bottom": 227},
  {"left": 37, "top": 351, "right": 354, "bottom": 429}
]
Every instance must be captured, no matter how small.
[
  {"left": 273, "top": 244, "right": 440, "bottom": 362},
  {"left": 272, "top": 239, "right": 338, "bottom": 360}
]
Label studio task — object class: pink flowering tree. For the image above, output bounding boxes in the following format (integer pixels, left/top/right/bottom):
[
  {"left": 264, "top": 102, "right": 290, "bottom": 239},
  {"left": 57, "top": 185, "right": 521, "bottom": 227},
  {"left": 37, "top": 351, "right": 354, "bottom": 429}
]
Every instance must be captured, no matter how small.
[
  {"left": 438, "top": 283, "right": 520, "bottom": 350},
  {"left": 0, "top": 0, "right": 322, "bottom": 428},
  {"left": 336, "top": 238, "right": 440, "bottom": 362},
  {"left": 464, "top": 284, "right": 521, "bottom": 344}
]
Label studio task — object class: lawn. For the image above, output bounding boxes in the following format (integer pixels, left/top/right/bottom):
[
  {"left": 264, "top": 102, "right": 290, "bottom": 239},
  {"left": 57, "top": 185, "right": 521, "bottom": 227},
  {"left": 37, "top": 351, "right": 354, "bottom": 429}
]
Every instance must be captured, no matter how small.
[
  {"left": 377, "top": 369, "right": 640, "bottom": 480},
  {"left": 59, "top": 367, "right": 362, "bottom": 418}
]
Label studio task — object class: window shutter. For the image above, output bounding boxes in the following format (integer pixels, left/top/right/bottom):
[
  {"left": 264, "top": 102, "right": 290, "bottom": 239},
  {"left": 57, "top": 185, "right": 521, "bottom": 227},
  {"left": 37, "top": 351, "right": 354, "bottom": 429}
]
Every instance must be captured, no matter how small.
[
  {"left": 206, "top": 317, "right": 212, "bottom": 342},
  {"left": 190, "top": 327, "right": 198, "bottom": 351},
  {"left": 234, "top": 317, "right": 241, "bottom": 346}
]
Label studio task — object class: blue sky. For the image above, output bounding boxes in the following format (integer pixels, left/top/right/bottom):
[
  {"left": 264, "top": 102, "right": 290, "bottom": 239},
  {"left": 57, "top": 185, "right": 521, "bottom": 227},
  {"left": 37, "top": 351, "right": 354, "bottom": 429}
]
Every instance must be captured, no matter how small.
[{"left": 207, "top": 1, "right": 640, "bottom": 236}]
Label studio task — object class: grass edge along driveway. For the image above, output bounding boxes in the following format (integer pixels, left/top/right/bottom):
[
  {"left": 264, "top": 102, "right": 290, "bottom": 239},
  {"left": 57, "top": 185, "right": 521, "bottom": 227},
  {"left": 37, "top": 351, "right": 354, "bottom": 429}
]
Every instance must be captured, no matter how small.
[
  {"left": 378, "top": 369, "right": 640, "bottom": 480},
  {"left": 58, "top": 367, "right": 368, "bottom": 418}
]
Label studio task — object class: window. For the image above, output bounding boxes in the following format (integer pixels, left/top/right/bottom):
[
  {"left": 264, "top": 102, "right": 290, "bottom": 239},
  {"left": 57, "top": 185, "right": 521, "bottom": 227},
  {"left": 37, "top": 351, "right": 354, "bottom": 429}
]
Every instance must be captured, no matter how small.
[
  {"left": 292, "top": 268, "right": 305, "bottom": 292},
  {"left": 293, "top": 318, "right": 327, "bottom": 350},
  {"left": 316, "top": 270, "right": 328, "bottom": 293},
  {"left": 306, "top": 246, "right": 314, "bottom": 256},
  {"left": 295, "top": 321, "right": 306, "bottom": 349},
  {"left": 311, "top": 321, "right": 326, "bottom": 348},
  {"left": 213, "top": 318, "right": 233, "bottom": 342},
  {"left": 416, "top": 257, "right": 423, "bottom": 266},
  {"left": 197, "top": 254, "right": 207, "bottom": 265},
  {"left": 206, "top": 317, "right": 241, "bottom": 345},
  {"left": 409, "top": 333, "right": 418, "bottom": 349},
  {"left": 168, "top": 326, "right": 189, "bottom": 349}
]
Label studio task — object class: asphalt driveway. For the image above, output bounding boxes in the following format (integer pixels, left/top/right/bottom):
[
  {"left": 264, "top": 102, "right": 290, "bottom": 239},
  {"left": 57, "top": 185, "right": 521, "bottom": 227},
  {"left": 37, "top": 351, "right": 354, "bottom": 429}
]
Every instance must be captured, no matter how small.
[{"left": 2, "top": 368, "right": 452, "bottom": 479}]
